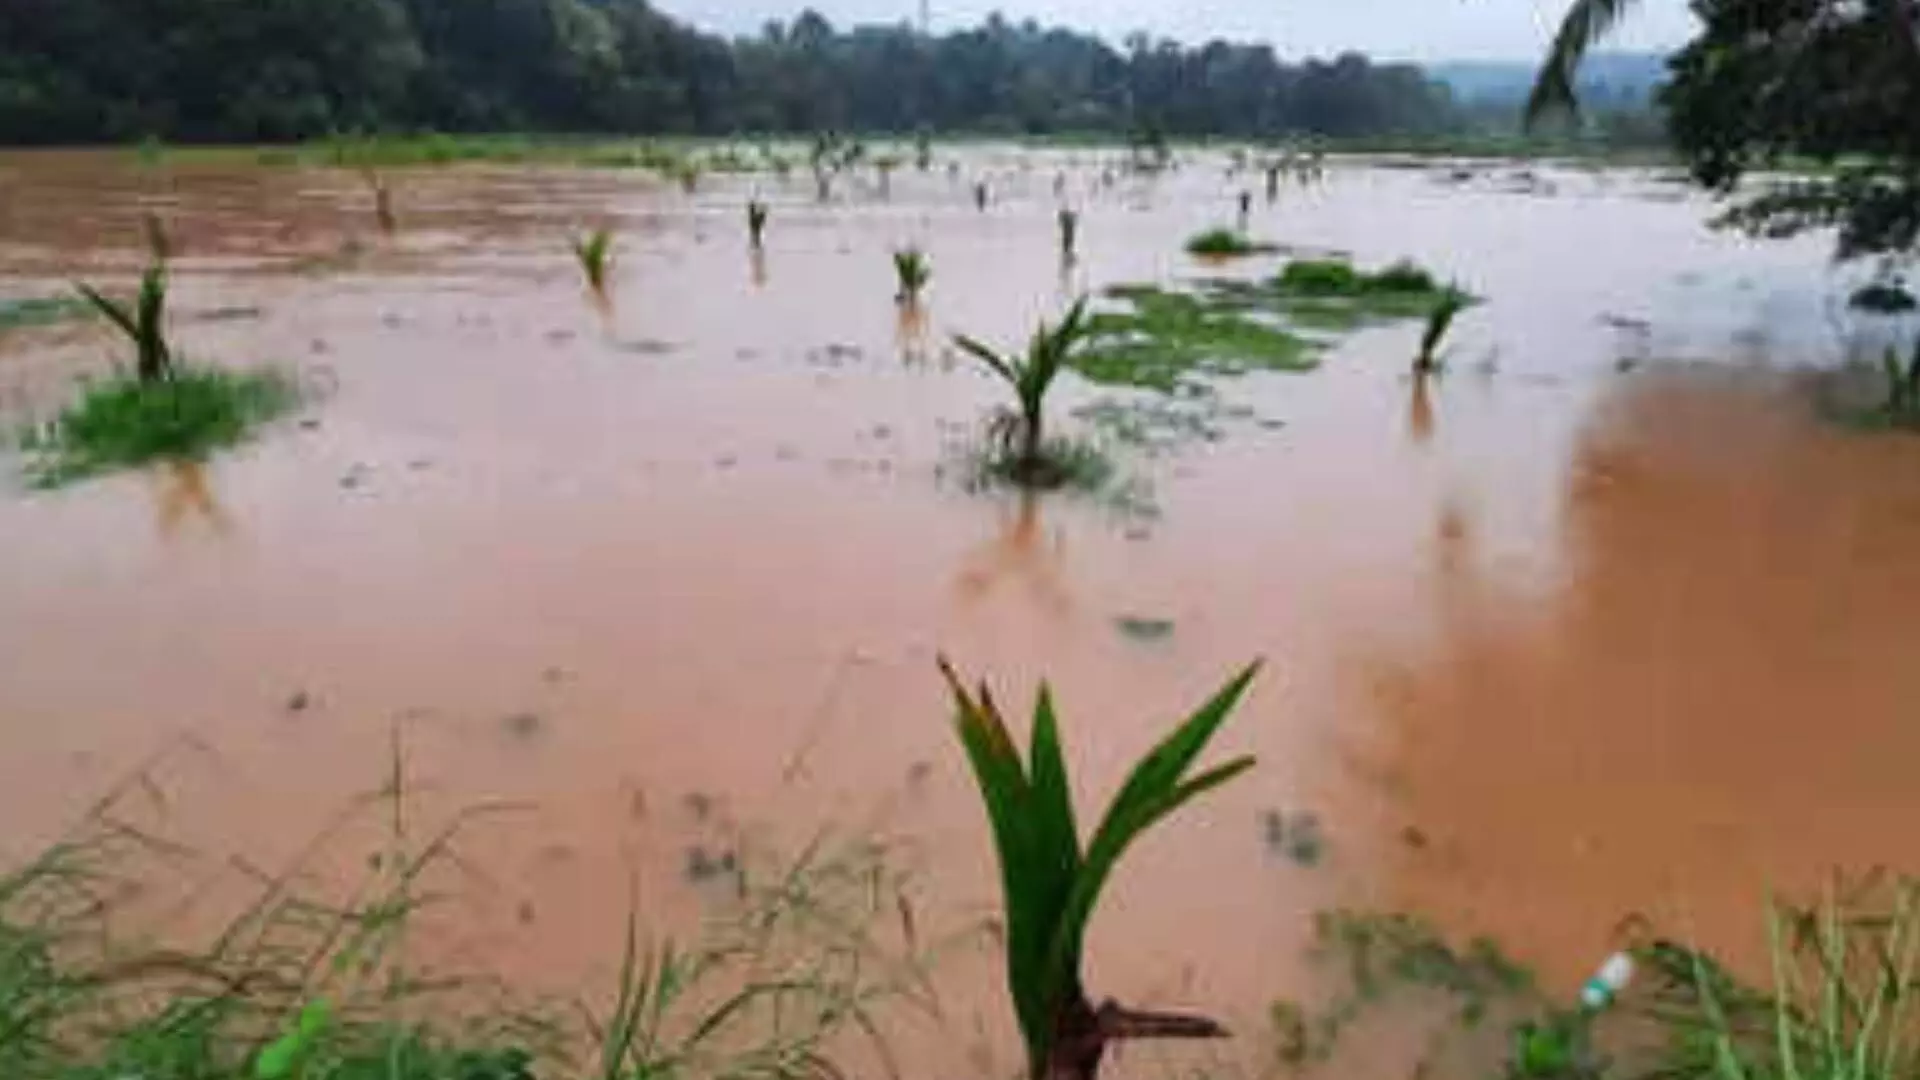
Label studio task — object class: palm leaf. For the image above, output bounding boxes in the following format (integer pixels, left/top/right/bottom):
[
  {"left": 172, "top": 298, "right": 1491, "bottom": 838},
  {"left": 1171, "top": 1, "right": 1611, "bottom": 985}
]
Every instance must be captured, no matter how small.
[
  {"left": 1043, "top": 663, "right": 1261, "bottom": 1015},
  {"left": 954, "top": 334, "right": 1018, "bottom": 385},
  {"left": 942, "top": 662, "right": 1071, "bottom": 1067},
  {"left": 1526, "top": 0, "right": 1642, "bottom": 126},
  {"left": 944, "top": 658, "right": 1259, "bottom": 1077},
  {"left": 74, "top": 284, "right": 138, "bottom": 341}
]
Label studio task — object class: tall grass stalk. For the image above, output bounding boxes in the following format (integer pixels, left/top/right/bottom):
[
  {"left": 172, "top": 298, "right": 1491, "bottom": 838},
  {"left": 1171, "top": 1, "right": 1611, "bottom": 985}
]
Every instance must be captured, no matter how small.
[
  {"left": 941, "top": 659, "right": 1259, "bottom": 1080},
  {"left": 76, "top": 263, "right": 173, "bottom": 383},
  {"left": 1638, "top": 876, "right": 1920, "bottom": 1080}
]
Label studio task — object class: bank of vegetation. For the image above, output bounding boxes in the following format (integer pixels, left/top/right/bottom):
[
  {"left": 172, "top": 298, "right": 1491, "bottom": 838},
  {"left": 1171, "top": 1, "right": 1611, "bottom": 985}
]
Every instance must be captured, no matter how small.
[{"left": 0, "top": 1, "right": 1461, "bottom": 144}]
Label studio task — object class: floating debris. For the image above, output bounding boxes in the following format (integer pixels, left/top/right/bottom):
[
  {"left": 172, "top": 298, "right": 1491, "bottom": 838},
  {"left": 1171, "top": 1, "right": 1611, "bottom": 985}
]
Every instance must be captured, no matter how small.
[{"left": 1114, "top": 615, "right": 1176, "bottom": 643}]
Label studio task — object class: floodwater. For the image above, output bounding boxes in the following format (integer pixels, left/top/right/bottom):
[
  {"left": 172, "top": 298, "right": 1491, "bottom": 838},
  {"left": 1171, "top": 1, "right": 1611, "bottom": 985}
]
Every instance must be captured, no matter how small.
[{"left": 4, "top": 146, "right": 1920, "bottom": 1075}]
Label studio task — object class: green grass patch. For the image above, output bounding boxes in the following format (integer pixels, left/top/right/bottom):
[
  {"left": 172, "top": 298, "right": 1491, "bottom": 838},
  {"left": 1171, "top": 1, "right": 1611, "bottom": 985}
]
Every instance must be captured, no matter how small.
[
  {"left": 0, "top": 295, "right": 95, "bottom": 332},
  {"left": 1185, "top": 228, "right": 1278, "bottom": 258},
  {"left": 21, "top": 366, "right": 301, "bottom": 486},
  {"left": 1076, "top": 284, "right": 1320, "bottom": 393},
  {"left": 1227, "top": 258, "right": 1475, "bottom": 330},
  {"left": 0, "top": 751, "right": 931, "bottom": 1080}
]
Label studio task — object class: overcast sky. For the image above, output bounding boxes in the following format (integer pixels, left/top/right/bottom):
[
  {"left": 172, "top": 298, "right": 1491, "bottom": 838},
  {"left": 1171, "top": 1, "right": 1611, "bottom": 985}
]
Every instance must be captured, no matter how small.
[{"left": 652, "top": 0, "right": 1694, "bottom": 62}]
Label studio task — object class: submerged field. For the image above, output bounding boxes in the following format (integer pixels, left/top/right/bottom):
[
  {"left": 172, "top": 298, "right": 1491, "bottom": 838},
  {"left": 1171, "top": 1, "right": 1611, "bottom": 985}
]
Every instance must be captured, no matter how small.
[{"left": 2, "top": 143, "right": 1920, "bottom": 1078}]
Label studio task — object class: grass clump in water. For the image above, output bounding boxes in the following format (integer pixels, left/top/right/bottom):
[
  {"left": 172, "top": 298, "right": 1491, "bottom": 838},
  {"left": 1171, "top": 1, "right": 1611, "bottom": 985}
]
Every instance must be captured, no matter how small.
[
  {"left": 1185, "top": 228, "right": 1276, "bottom": 258},
  {"left": 1257, "top": 258, "right": 1474, "bottom": 330},
  {"left": 23, "top": 366, "right": 301, "bottom": 486},
  {"left": 1076, "top": 284, "right": 1319, "bottom": 394},
  {"left": 1269, "top": 908, "right": 1548, "bottom": 1076},
  {"left": 21, "top": 260, "right": 301, "bottom": 486}
]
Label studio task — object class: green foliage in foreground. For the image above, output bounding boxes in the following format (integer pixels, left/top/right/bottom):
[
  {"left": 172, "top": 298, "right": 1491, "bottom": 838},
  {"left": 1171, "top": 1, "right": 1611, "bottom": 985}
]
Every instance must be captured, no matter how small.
[
  {"left": 943, "top": 659, "right": 1258, "bottom": 1080},
  {"left": 1636, "top": 876, "right": 1920, "bottom": 1080},
  {"left": 0, "top": 296, "right": 96, "bottom": 332},
  {"left": 1185, "top": 229, "right": 1277, "bottom": 258},
  {"left": 21, "top": 366, "right": 300, "bottom": 486},
  {"left": 0, "top": 756, "right": 931, "bottom": 1080}
]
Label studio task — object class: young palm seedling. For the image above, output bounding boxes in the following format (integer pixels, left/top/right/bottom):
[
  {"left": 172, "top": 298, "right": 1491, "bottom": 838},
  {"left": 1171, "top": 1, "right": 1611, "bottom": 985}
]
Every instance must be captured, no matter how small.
[
  {"left": 893, "top": 247, "right": 931, "bottom": 305},
  {"left": 1058, "top": 209, "right": 1080, "bottom": 263},
  {"left": 953, "top": 297, "right": 1090, "bottom": 485},
  {"left": 942, "top": 658, "right": 1261, "bottom": 1080},
  {"left": 573, "top": 228, "right": 615, "bottom": 294},
  {"left": 748, "top": 200, "right": 769, "bottom": 248},
  {"left": 1415, "top": 289, "right": 1469, "bottom": 375},
  {"left": 76, "top": 261, "right": 172, "bottom": 383},
  {"left": 362, "top": 170, "right": 396, "bottom": 234}
]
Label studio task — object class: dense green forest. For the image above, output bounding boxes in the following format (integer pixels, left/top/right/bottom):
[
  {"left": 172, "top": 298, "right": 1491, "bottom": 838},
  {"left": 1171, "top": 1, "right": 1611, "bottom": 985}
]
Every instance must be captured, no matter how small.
[{"left": 0, "top": 0, "right": 1465, "bottom": 144}]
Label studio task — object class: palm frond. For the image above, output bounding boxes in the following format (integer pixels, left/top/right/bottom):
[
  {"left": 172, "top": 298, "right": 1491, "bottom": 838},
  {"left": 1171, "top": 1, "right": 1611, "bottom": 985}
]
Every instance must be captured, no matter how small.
[
  {"left": 943, "top": 658, "right": 1259, "bottom": 1078},
  {"left": 1526, "top": 0, "right": 1642, "bottom": 126}
]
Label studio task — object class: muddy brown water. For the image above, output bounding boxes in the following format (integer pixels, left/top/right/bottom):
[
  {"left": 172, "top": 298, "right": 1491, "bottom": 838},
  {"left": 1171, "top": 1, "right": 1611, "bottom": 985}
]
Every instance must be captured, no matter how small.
[{"left": 4, "top": 146, "right": 1920, "bottom": 1075}]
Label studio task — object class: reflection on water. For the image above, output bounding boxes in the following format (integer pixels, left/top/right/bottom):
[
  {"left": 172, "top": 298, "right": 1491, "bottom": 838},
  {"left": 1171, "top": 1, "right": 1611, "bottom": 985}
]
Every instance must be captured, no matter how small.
[
  {"left": 1407, "top": 373, "right": 1436, "bottom": 446},
  {"left": 895, "top": 301, "right": 929, "bottom": 365},
  {"left": 953, "top": 492, "right": 1071, "bottom": 616},
  {"left": 1374, "top": 368, "right": 1920, "bottom": 980},
  {"left": 150, "top": 460, "right": 231, "bottom": 540}
]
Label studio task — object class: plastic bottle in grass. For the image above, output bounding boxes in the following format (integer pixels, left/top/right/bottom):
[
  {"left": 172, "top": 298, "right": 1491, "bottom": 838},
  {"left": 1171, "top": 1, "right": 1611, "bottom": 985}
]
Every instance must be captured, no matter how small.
[{"left": 1580, "top": 952, "right": 1635, "bottom": 1011}]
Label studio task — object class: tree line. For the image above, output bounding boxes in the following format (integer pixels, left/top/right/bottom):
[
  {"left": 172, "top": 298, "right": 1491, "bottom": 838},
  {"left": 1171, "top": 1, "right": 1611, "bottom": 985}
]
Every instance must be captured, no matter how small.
[{"left": 0, "top": 0, "right": 1462, "bottom": 144}]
